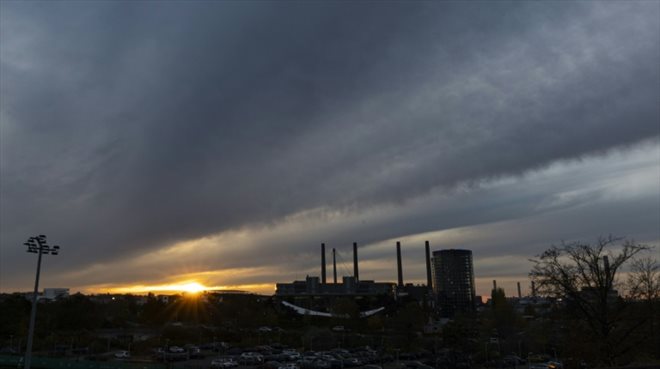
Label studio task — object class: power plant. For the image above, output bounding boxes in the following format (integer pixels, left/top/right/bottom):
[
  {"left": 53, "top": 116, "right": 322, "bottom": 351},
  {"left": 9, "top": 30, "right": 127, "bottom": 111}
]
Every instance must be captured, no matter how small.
[
  {"left": 276, "top": 240, "right": 474, "bottom": 317},
  {"left": 275, "top": 242, "right": 394, "bottom": 296}
]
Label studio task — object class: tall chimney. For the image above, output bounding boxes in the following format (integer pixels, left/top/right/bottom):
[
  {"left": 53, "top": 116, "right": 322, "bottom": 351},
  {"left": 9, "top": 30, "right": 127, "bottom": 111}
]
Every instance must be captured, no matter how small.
[
  {"left": 425, "top": 240, "right": 432, "bottom": 290},
  {"left": 397, "top": 241, "right": 404, "bottom": 287},
  {"left": 517, "top": 282, "right": 522, "bottom": 298},
  {"left": 333, "top": 248, "right": 337, "bottom": 284},
  {"left": 353, "top": 242, "right": 359, "bottom": 282},
  {"left": 531, "top": 281, "right": 536, "bottom": 297},
  {"left": 321, "top": 243, "right": 327, "bottom": 284},
  {"left": 493, "top": 280, "right": 497, "bottom": 291}
]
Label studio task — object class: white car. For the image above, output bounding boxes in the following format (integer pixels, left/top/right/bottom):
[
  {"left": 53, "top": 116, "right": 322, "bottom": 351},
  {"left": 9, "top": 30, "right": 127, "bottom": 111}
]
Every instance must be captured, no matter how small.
[
  {"left": 283, "top": 350, "right": 301, "bottom": 360},
  {"left": 114, "top": 351, "right": 130, "bottom": 359},
  {"left": 279, "top": 364, "right": 299, "bottom": 369},
  {"left": 211, "top": 358, "right": 239, "bottom": 368},
  {"left": 169, "top": 346, "right": 185, "bottom": 353},
  {"left": 241, "top": 352, "right": 264, "bottom": 363}
]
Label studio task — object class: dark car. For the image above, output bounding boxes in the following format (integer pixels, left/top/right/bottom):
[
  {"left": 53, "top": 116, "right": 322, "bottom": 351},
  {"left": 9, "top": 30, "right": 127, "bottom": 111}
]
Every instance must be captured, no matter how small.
[
  {"left": 261, "top": 360, "right": 283, "bottom": 369},
  {"left": 405, "top": 361, "right": 433, "bottom": 369},
  {"left": 503, "top": 355, "right": 525, "bottom": 367},
  {"left": 226, "top": 347, "right": 244, "bottom": 356}
]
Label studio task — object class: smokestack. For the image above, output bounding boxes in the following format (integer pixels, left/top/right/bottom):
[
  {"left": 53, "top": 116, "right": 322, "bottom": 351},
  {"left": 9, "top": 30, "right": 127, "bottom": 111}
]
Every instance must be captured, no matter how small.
[
  {"left": 353, "top": 242, "right": 359, "bottom": 282},
  {"left": 333, "top": 248, "right": 337, "bottom": 284},
  {"left": 425, "top": 241, "right": 432, "bottom": 290},
  {"left": 517, "top": 282, "right": 522, "bottom": 298},
  {"left": 321, "top": 243, "right": 327, "bottom": 284},
  {"left": 493, "top": 280, "right": 497, "bottom": 291},
  {"left": 531, "top": 281, "right": 536, "bottom": 297},
  {"left": 397, "top": 241, "right": 403, "bottom": 287}
]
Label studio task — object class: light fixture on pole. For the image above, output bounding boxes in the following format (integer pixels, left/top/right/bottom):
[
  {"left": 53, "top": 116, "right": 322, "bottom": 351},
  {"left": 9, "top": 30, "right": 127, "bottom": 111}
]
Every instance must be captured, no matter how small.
[{"left": 23, "top": 235, "right": 60, "bottom": 369}]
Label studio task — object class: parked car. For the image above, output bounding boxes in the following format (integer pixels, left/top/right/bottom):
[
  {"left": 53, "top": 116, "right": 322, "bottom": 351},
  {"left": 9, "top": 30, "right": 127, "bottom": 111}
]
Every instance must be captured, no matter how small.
[
  {"left": 262, "top": 361, "right": 284, "bottom": 369},
  {"left": 315, "top": 360, "right": 332, "bottom": 369},
  {"left": 114, "top": 351, "right": 130, "bottom": 359},
  {"left": 227, "top": 347, "right": 244, "bottom": 355},
  {"left": 169, "top": 346, "right": 185, "bottom": 353},
  {"left": 211, "top": 358, "right": 239, "bottom": 368},
  {"left": 405, "top": 362, "right": 433, "bottom": 369},
  {"left": 529, "top": 363, "right": 556, "bottom": 369},
  {"left": 342, "top": 358, "right": 361, "bottom": 367},
  {"left": 279, "top": 364, "right": 299, "bottom": 369},
  {"left": 502, "top": 355, "right": 525, "bottom": 367},
  {"left": 283, "top": 350, "right": 301, "bottom": 361},
  {"left": 241, "top": 352, "right": 264, "bottom": 364},
  {"left": 299, "top": 356, "right": 319, "bottom": 369},
  {"left": 528, "top": 358, "right": 562, "bottom": 369},
  {"left": 546, "top": 361, "right": 563, "bottom": 369}
]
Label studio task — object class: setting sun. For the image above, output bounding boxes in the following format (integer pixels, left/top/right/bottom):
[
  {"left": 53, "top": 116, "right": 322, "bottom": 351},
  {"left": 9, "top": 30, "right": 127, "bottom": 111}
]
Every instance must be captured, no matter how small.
[
  {"left": 178, "top": 282, "right": 206, "bottom": 294},
  {"left": 102, "top": 281, "right": 211, "bottom": 295}
]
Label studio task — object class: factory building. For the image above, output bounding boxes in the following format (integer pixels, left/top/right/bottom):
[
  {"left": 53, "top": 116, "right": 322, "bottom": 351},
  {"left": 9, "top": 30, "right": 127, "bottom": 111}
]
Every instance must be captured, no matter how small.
[
  {"left": 276, "top": 241, "right": 480, "bottom": 316},
  {"left": 275, "top": 241, "right": 435, "bottom": 300},
  {"left": 275, "top": 243, "right": 396, "bottom": 296},
  {"left": 432, "top": 249, "right": 476, "bottom": 316},
  {"left": 275, "top": 276, "right": 395, "bottom": 296}
]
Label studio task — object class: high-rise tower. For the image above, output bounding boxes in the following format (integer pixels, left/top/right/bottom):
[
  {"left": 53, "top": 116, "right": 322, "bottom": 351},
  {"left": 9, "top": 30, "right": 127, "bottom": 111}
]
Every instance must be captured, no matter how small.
[{"left": 432, "top": 249, "right": 475, "bottom": 316}]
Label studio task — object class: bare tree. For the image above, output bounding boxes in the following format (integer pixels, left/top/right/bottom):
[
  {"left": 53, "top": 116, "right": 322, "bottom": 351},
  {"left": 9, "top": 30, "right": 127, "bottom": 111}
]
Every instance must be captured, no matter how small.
[
  {"left": 626, "top": 256, "right": 660, "bottom": 359},
  {"left": 626, "top": 257, "right": 660, "bottom": 302},
  {"left": 529, "top": 236, "right": 649, "bottom": 366}
]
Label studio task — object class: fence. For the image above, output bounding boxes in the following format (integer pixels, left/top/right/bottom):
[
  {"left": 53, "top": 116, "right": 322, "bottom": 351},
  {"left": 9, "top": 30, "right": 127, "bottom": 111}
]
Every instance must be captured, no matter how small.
[{"left": 0, "top": 355, "right": 167, "bottom": 369}]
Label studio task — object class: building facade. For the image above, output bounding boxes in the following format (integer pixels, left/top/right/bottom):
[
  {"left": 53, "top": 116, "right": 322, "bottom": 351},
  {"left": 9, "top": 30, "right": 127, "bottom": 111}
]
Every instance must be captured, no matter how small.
[
  {"left": 432, "top": 249, "right": 475, "bottom": 316},
  {"left": 276, "top": 276, "right": 395, "bottom": 296},
  {"left": 43, "top": 288, "right": 70, "bottom": 301}
]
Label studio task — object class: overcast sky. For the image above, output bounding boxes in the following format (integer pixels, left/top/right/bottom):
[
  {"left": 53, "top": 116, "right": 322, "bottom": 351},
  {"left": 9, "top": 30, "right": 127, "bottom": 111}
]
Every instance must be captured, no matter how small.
[{"left": 1, "top": 1, "right": 659, "bottom": 297}]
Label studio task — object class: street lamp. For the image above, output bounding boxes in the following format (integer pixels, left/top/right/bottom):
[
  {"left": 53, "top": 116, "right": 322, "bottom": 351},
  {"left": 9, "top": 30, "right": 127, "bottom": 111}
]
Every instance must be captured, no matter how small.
[{"left": 23, "top": 235, "right": 60, "bottom": 369}]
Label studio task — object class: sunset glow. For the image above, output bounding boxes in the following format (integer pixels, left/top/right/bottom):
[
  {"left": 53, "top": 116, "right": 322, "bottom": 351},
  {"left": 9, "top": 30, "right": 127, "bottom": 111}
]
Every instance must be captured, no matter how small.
[
  {"left": 178, "top": 282, "right": 206, "bottom": 294},
  {"left": 102, "top": 281, "right": 209, "bottom": 294},
  {"left": 92, "top": 281, "right": 276, "bottom": 296}
]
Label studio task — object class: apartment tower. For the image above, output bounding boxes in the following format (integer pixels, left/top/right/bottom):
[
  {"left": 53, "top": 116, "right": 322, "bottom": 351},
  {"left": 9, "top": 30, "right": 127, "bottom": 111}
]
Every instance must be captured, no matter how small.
[{"left": 432, "top": 249, "right": 475, "bottom": 316}]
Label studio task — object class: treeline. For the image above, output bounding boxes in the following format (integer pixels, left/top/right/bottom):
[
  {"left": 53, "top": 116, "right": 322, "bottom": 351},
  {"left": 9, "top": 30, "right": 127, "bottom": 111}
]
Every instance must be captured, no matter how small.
[{"left": 0, "top": 292, "right": 283, "bottom": 335}]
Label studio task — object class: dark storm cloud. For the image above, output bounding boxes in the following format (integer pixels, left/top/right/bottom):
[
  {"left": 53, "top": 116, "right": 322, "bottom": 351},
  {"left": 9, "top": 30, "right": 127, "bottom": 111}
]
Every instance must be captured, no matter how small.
[
  {"left": 1, "top": 1, "right": 658, "bottom": 289},
  {"left": 5, "top": 143, "right": 657, "bottom": 293}
]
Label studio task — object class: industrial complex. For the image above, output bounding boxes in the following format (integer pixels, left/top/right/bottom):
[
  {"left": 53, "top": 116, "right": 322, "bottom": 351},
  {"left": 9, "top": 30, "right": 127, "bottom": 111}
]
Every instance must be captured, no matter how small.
[{"left": 275, "top": 241, "right": 477, "bottom": 317}]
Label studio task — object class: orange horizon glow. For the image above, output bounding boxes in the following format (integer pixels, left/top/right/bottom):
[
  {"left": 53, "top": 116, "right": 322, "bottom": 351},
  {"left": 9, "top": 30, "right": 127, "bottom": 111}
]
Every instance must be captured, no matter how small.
[
  {"left": 177, "top": 282, "right": 206, "bottom": 294},
  {"left": 100, "top": 281, "right": 209, "bottom": 294},
  {"left": 82, "top": 281, "right": 275, "bottom": 296},
  {"left": 76, "top": 277, "right": 524, "bottom": 298}
]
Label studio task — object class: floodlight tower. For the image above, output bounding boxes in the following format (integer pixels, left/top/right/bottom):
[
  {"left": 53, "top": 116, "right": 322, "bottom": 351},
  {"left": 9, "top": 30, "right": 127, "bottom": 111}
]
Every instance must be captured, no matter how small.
[{"left": 23, "top": 235, "right": 60, "bottom": 369}]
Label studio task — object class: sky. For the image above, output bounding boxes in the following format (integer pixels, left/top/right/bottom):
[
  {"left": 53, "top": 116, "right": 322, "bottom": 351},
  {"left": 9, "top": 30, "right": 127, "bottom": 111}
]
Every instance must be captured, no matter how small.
[{"left": 1, "top": 1, "right": 659, "bottom": 298}]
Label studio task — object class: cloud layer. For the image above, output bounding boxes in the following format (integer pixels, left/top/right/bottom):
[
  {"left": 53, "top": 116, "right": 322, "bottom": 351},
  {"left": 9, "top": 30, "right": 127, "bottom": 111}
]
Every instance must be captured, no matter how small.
[{"left": 1, "top": 1, "right": 658, "bottom": 294}]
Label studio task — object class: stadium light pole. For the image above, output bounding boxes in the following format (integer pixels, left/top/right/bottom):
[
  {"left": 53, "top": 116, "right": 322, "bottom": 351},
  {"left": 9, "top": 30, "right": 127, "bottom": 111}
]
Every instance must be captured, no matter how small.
[{"left": 23, "top": 235, "right": 60, "bottom": 369}]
